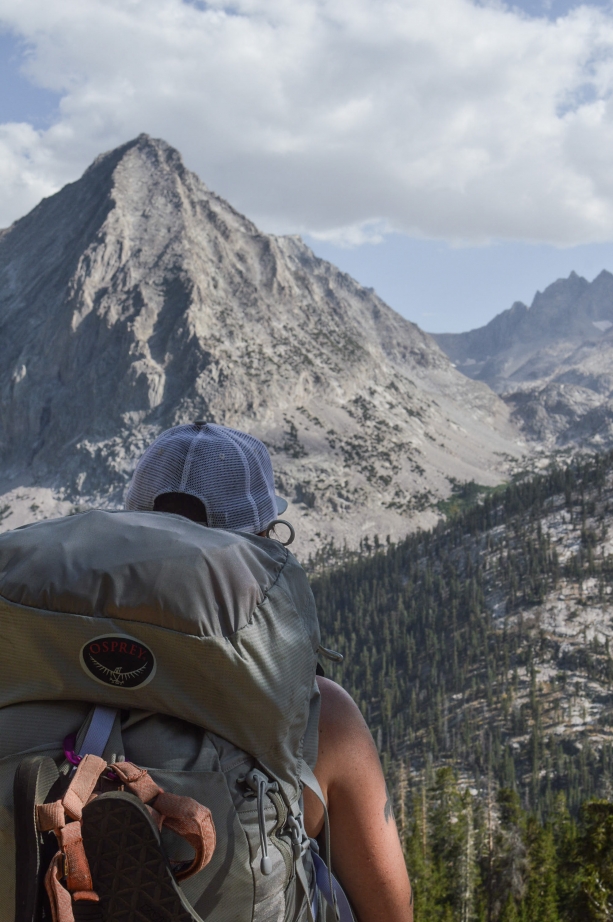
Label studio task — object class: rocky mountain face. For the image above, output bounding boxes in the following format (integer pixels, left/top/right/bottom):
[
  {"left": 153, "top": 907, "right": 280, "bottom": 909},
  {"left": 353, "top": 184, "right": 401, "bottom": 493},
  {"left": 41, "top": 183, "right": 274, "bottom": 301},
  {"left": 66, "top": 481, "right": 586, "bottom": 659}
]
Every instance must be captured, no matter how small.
[
  {"left": 0, "top": 134, "right": 524, "bottom": 553},
  {"left": 433, "top": 272, "right": 613, "bottom": 451}
]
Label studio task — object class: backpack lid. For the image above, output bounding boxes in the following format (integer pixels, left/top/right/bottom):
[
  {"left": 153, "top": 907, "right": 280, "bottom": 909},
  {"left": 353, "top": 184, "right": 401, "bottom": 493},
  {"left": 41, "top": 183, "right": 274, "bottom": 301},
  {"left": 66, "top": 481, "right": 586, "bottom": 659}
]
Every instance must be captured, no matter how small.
[
  {"left": 0, "top": 510, "right": 320, "bottom": 799},
  {"left": 0, "top": 509, "right": 287, "bottom": 636}
]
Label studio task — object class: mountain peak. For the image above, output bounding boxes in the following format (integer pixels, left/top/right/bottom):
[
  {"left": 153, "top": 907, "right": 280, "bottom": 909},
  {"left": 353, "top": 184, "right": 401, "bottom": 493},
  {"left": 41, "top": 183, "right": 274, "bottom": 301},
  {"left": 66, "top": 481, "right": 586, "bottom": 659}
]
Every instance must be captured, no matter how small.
[
  {"left": 75, "top": 134, "right": 212, "bottom": 231},
  {"left": 433, "top": 265, "right": 613, "bottom": 450},
  {"left": 83, "top": 133, "right": 197, "bottom": 190},
  {"left": 3, "top": 135, "right": 201, "bottom": 268},
  {"left": 0, "top": 138, "right": 521, "bottom": 550}
]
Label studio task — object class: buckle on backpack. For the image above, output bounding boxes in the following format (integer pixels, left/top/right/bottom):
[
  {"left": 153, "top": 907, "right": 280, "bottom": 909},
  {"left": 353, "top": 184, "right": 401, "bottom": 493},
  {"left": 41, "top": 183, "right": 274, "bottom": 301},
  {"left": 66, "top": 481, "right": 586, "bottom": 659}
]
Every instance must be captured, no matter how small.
[{"left": 286, "top": 812, "right": 309, "bottom": 860}]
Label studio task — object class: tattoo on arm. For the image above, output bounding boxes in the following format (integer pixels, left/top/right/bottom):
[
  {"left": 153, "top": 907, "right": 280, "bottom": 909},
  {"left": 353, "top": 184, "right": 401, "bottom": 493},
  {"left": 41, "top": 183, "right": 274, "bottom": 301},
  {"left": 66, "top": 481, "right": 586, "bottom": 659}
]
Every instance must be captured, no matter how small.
[{"left": 384, "top": 786, "right": 394, "bottom": 824}]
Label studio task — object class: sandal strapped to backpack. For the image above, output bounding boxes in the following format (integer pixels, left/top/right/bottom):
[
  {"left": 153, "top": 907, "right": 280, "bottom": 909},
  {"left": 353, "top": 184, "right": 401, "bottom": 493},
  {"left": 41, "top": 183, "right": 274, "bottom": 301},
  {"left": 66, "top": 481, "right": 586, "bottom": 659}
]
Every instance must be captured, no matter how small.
[{"left": 35, "top": 754, "right": 216, "bottom": 922}]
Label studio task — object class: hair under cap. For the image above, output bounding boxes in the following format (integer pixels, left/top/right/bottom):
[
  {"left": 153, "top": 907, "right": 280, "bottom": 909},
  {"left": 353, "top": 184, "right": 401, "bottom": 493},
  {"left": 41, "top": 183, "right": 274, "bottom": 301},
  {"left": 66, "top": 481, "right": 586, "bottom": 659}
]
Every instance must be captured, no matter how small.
[{"left": 125, "top": 422, "right": 287, "bottom": 533}]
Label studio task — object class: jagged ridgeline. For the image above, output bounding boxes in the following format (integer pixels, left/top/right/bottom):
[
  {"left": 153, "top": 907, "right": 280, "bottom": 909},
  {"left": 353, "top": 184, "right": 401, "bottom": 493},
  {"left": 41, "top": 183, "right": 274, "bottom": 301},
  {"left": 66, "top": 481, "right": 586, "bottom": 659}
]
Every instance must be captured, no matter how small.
[{"left": 309, "top": 450, "right": 613, "bottom": 817}]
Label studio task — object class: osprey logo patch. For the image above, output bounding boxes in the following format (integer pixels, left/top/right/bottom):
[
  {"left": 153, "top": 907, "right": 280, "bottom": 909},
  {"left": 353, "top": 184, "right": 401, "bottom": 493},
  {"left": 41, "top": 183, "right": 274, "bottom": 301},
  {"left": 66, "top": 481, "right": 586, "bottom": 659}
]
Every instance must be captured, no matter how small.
[{"left": 80, "top": 635, "right": 156, "bottom": 690}]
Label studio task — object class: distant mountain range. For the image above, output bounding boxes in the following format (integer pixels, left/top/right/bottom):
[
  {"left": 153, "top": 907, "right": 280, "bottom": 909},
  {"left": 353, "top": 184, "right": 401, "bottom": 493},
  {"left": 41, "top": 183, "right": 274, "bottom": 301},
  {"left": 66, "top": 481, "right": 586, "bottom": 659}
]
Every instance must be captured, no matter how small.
[
  {"left": 433, "top": 272, "right": 613, "bottom": 450},
  {"left": 0, "top": 135, "right": 524, "bottom": 552}
]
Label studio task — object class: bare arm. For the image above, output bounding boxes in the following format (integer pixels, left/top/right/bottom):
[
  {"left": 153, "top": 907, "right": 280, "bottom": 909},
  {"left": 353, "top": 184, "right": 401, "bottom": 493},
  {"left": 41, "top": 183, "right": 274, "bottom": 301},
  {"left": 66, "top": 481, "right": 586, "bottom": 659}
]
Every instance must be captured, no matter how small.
[{"left": 303, "top": 677, "right": 413, "bottom": 922}]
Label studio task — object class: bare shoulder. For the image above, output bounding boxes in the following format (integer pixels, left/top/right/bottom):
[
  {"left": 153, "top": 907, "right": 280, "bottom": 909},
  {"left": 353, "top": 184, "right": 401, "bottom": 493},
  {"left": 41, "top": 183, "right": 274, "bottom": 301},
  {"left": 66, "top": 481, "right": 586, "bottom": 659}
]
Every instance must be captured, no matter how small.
[
  {"left": 318, "top": 676, "right": 367, "bottom": 729},
  {"left": 313, "top": 677, "right": 380, "bottom": 800},
  {"left": 308, "top": 678, "right": 414, "bottom": 921},
  {"left": 305, "top": 677, "right": 378, "bottom": 836},
  {"left": 317, "top": 677, "right": 376, "bottom": 754}
]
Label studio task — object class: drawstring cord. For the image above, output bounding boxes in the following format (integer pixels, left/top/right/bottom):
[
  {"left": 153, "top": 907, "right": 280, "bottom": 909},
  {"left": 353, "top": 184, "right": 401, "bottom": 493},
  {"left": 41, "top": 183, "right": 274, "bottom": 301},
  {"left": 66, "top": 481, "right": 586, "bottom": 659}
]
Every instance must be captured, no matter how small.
[
  {"left": 245, "top": 769, "right": 279, "bottom": 875},
  {"left": 244, "top": 765, "right": 318, "bottom": 921}
]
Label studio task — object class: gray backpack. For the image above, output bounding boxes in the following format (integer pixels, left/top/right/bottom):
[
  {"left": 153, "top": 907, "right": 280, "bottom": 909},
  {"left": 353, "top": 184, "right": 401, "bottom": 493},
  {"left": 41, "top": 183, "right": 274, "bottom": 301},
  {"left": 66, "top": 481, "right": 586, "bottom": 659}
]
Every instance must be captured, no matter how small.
[{"left": 0, "top": 510, "right": 349, "bottom": 922}]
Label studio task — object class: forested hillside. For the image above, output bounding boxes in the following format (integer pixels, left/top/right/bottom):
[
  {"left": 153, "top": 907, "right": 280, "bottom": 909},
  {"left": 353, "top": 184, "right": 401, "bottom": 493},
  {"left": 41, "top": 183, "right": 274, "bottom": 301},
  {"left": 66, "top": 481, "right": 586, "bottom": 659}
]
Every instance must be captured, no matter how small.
[{"left": 309, "top": 451, "right": 613, "bottom": 921}]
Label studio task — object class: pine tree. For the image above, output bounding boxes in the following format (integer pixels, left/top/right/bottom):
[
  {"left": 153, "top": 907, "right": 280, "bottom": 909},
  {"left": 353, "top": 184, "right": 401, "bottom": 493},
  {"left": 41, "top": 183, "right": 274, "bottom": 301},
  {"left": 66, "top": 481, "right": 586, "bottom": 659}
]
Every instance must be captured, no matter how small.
[
  {"left": 568, "top": 801, "right": 613, "bottom": 921},
  {"left": 523, "top": 819, "right": 559, "bottom": 922},
  {"left": 491, "top": 789, "right": 528, "bottom": 922}
]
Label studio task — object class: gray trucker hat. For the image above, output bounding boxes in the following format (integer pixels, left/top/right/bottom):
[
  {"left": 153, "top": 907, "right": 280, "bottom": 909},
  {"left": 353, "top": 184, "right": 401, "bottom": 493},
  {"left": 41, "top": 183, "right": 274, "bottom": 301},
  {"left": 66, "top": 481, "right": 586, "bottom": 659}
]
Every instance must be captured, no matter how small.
[{"left": 125, "top": 422, "right": 288, "bottom": 533}]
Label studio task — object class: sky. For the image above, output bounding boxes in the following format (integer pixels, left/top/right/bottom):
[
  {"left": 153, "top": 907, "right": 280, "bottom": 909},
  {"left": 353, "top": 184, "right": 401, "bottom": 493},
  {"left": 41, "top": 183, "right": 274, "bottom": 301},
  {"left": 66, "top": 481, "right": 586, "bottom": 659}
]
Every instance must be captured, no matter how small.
[{"left": 2, "top": 0, "right": 613, "bottom": 332}]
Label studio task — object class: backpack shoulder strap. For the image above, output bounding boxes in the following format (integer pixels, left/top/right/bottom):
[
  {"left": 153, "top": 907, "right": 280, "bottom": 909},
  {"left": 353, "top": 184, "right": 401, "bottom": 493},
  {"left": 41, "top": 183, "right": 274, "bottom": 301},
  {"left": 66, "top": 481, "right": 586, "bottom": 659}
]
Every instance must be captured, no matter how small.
[
  {"left": 77, "top": 706, "right": 118, "bottom": 758},
  {"left": 300, "top": 764, "right": 356, "bottom": 922}
]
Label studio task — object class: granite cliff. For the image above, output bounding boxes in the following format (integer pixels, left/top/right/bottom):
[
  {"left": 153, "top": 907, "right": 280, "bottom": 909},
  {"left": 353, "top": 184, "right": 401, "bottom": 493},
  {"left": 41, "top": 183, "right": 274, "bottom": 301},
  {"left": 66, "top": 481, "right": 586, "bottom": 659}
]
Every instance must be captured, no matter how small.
[{"left": 0, "top": 135, "right": 524, "bottom": 552}]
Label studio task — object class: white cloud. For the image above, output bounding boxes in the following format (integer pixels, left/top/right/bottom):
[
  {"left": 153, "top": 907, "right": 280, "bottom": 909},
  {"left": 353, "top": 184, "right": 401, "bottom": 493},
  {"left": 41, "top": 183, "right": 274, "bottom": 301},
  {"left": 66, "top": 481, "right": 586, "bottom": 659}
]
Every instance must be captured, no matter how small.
[
  {"left": 1, "top": 0, "right": 613, "bottom": 244},
  {"left": 310, "top": 219, "right": 392, "bottom": 247},
  {"left": 0, "top": 123, "right": 57, "bottom": 212}
]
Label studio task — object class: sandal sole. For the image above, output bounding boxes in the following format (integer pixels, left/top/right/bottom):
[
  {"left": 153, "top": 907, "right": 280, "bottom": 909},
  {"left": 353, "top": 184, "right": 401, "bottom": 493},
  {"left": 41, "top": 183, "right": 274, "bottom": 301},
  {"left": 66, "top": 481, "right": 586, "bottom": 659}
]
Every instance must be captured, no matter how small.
[
  {"left": 81, "top": 792, "right": 203, "bottom": 922},
  {"left": 14, "top": 755, "right": 61, "bottom": 922}
]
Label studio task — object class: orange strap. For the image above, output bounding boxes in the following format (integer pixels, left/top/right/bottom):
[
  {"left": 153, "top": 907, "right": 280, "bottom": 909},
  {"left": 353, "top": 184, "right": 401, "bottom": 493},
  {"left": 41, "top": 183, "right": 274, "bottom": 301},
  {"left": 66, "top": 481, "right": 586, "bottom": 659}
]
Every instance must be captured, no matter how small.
[
  {"left": 37, "top": 801, "right": 66, "bottom": 833},
  {"left": 146, "top": 804, "right": 165, "bottom": 830},
  {"left": 42, "top": 828, "right": 100, "bottom": 917},
  {"left": 153, "top": 791, "right": 216, "bottom": 881},
  {"left": 44, "top": 852, "right": 75, "bottom": 922},
  {"left": 112, "top": 763, "right": 215, "bottom": 879},
  {"left": 112, "top": 761, "right": 162, "bottom": 803},
  {"left": 59, "top": 822, "right": 96, "bottom": 895},
  {"left": 62, "top": 755, "right": 107, "bottom": 821},
  {"left": 40, "top": 764, "right": 103, "bottom": 910}
]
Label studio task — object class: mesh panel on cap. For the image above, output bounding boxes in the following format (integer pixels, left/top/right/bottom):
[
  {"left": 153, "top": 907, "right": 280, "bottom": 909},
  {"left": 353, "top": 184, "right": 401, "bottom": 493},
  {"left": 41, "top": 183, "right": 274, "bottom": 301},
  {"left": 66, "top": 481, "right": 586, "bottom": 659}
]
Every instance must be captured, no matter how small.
[{"left": 125, "top": 423, "right": 279, "bottom": 534}]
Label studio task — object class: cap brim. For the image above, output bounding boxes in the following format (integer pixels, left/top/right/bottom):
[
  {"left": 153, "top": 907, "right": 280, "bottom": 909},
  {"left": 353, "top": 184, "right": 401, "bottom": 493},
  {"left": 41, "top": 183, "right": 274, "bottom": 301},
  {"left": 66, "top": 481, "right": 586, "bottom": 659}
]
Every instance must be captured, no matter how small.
[{"left": 276, "top": 495, "right": 288, "bottom": 514}]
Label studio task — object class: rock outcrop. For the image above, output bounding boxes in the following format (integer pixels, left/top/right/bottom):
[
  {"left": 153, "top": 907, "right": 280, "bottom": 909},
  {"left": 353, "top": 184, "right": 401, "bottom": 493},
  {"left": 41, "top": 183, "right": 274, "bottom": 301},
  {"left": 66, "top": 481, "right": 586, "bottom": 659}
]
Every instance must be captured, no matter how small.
[
  {"left": 433, "top": 271, "right": 613, "bottom": 451},
  {"left": 0, "top": 135, "right": 524, "bottom": 552}
]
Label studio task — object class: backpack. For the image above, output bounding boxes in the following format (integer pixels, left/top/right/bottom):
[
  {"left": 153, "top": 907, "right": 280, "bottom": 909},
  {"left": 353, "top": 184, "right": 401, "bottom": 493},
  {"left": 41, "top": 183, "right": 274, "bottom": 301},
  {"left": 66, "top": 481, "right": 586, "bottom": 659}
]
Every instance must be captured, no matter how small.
[{"left": 0, "top": 510, "right": 350, "bottom": 922}]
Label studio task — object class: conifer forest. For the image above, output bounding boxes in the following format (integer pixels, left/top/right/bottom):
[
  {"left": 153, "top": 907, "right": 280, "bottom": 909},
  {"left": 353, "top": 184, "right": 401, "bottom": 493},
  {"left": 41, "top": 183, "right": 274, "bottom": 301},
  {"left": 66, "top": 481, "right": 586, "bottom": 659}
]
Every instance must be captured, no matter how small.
[{"left": 309, "top": 450, "right": 613, "bottom": 921}]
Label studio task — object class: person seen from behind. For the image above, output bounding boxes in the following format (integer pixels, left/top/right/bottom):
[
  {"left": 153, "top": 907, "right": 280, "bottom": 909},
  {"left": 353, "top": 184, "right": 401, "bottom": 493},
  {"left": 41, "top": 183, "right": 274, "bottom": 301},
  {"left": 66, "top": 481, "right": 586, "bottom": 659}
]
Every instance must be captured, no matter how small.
[{"left": 126, "top": 421, "right": 413, "bottom": 922}]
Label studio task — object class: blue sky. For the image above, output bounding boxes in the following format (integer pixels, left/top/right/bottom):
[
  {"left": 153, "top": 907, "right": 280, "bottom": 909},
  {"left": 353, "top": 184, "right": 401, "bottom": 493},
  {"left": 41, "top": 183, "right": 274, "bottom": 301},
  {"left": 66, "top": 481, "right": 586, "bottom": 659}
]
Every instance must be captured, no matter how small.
[
  {"left": 305, "top": 235, "right": 613, "bottom": 333},
  {"left": 2, "top": 0, "right": 613, "bottom": 333},
  {"left": 522, "top": 0, "right": 611, "bottom": 14},
  {"left": 0, "top": 32, "right": 59, "bottom": 128},
  {"left": 517, "top": 0, "right": 610, "bottom": 14}
]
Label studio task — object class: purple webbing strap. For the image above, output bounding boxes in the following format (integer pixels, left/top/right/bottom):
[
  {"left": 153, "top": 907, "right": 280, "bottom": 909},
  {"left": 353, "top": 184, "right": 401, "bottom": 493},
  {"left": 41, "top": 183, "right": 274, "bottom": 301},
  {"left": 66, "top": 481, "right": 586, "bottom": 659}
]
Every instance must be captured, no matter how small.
[
  {"left": 78, "top": 705, "right": 118, "bottom": 758},
  {"left": 312, "top": 852, "right": 355, "bottom": 922}
]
